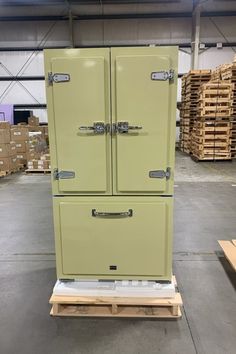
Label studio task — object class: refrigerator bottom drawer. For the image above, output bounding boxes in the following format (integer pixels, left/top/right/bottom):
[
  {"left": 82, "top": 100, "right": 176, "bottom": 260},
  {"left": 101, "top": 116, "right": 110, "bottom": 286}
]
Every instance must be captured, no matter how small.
[{"left": 53, "top": 196, "right": 173, "bottom": 280}]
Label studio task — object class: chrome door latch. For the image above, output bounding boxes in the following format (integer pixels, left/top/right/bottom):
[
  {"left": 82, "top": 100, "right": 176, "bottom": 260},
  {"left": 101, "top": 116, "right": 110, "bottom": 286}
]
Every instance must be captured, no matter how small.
[
  {"left": 151, "top": 70, "right": 174, "bottom": 81},
  {"left": 79, "top": 122, "right": 142, "bottom": 135},
  {"left": 48, "top": 72, "right": 70, "bottom": 84},
  {"left": 53, "top": 169, "right": 75, "bottom": 180},
  {"left": 149, "top": 167, "right": 171, "bottom": 180},
  {"left": 117, "top": 122, "right": 142, "bottom": 134},
  {"left": 79, "top": 122, "right": 106, "bottom": 134}
]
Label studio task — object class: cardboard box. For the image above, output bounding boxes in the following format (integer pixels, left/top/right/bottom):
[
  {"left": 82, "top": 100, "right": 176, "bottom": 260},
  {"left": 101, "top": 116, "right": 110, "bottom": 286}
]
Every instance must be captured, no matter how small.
[
  {"left": 0, "top": 157, "right": 11, "bottom": 171},
  {"left": 16, "top": 153, "right": 27, "bottom": 165},
  {"left": 41, "top": 125, "right": 49, "bottom": 137},
  {"left": 0, "top": 129, "right": 11, "bottom": 143},
  {"left": 0, "top": 121, "right": 10, "bottom": 129},
  {"left": 0, "top": 142, "right": 16, "bottom": 158},
  {"left": 28, "top": 126, "right": 44, "bottom": 136},
  {"left": 28, "top": 116, "right": 39, "bottom": 126},
  {"left": 15, "top": 141, "right": 29, "bottom": 153},
  {"left": 11, "top": 126, "right": 29, "bottom": 141},
  {"left": 0, "top": 156, "right": 17, "bottom": 171},
  {"left": 26, "top": 151, "right": 40, "bottom": 161},
  {"left": 38, "top": 160, "right": 50, "bottom": 169},
  {"left": 27, "top": 160, "right": 38, "bottom": 169},
  {"left": 40, "top": 154, "right": 50, "bottom": 161}
]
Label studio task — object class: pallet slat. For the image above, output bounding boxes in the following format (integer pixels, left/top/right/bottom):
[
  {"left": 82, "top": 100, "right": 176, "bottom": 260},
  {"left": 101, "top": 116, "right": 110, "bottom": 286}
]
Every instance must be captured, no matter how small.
[{"left": 218, "top": 240, "right": 236, "bottom": 271}]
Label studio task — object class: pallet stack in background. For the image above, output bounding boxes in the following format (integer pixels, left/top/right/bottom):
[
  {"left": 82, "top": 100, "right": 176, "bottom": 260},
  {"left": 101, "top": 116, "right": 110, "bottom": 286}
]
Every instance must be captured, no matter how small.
[
  {"left": 219, "top": 60, "right": 236, "bottom": 158},
  {"left": 180, "top": 57, "right": 236, "bottom": 160},
  {"left": 179, "top": 70, "right": 212, "bottom": 154},
  {"left": 190, "top": 81, "right": 233, "bottom": 160},
  {"left": 0, "top": 121, "right": 18, "bottom": 176},
  {"left": 0, "top": 116, "right": 50, "bottom": 177}
]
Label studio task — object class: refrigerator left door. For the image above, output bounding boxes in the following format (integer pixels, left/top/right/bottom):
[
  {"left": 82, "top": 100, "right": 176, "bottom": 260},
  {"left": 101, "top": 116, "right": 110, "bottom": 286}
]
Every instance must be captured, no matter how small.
[{"left": 44, "top": 49, "right": 112, "bottom": 195}]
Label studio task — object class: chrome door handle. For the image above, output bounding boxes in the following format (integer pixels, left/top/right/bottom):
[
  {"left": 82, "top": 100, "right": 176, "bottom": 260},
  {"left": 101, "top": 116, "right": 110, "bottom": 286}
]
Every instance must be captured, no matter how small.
[
  {"left": 92, "top": 209, "right": 133, "bottom": 217},
  {"left": 79, "top": 122, "right": 106, "bottom": 134},
  {"left": 129, "top": 126, "right": 142, "bottom": 130},
  {"left": 117, "top": 122, "right": 142, "bottom": 134}
]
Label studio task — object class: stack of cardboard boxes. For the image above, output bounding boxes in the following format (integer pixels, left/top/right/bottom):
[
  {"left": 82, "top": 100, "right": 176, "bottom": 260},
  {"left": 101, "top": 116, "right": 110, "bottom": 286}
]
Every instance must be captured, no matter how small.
[
  {"left": 11, "top": 125, "right": 30, "bottom": 167},
  {"left": 27, "top": 153, "right": 51, "bottom": 170},
  {"left": 27, "top": 116, "right": 50, "bottom": 171},
  {"left": 28, "top": 116, "right": 48, "bottom": 139},
  {"left": 0, "top": 122, "right": 18, "bottom": 173},
  {"left": 0, "top": 115, "right": 50, "bottom": 175}
]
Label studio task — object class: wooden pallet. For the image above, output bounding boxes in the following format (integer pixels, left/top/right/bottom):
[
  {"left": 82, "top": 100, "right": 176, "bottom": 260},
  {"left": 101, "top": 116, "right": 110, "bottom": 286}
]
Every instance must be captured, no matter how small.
[
  {"left": 198, "top": 108, "right": 232, "bottom": 117},
  {"left": 50, "top": 277, "right": 182, "bottom": 319},
  {"left": 199, "top": 96, "right": 232, "bottom": 102},
  {"left": 0, "top": 169, "right": 20, "bottom": 178},
  {"left": 196, "top": 116, "right": 232, "bottom": 121},
  {"left": 191, "top": 143, "right": 230, "bottom": 151},
  {"left": 211, "top": 68, "right": 222, "bottom": 81},
  {"left": 201, "top": 81, "right": 233, "bottom": 89},
  {"left": 187, "top": 69, "right": 211, "bottom": 75},
  {"left": 191, "top": 154, "right": 232, "bottom": 161},
  {"left": 0, "top": 170, "right": 11, "bottom": 178},
  {"left": 192, "top": 133, "right": 230, "bottom": 139},
  {"left": 195, "top": 121, "right": 231, "bottom": 127},
  {"left": 192, "top": 128, "right": 231, "bottom": 134},
  {"left": 192, "top": 138, "right": 230, "bottom": 146},
  {"left": 218, "top": 240, "right": 236, "bottom": 271},
  {"left": 25, "top": 169, "right": 51, "bottom": 174}
]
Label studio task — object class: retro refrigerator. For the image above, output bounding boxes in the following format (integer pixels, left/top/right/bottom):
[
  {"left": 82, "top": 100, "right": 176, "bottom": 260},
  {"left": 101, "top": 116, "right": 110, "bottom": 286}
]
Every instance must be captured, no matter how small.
[{"left": 44, "top": 46, "right": 178, "bottom": 281}]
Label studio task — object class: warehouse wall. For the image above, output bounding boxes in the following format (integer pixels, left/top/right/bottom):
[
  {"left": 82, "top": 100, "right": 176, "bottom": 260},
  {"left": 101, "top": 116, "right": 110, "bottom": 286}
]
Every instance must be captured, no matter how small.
[{"left": 0, "top": 16, "right": 236, "bottom": 125}]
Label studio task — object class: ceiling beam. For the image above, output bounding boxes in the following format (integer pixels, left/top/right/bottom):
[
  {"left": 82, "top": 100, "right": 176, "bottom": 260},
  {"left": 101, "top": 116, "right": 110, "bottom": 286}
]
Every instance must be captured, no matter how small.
[
  {"left": 0, "top": 43, "right": 236, "bottom": 52},
  {"left": 14, "top": 104, "right": 46, "bottom": 109},
  {"left": 0, "top": 11, "right": 236, "bottom": 21},
  {"left": 0, "top": 76, "right": 45, "bottom": 81}
]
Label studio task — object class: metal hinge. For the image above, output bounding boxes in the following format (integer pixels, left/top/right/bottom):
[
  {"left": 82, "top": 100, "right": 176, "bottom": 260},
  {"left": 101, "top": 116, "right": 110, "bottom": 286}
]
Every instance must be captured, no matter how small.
[
  {"left": 48, "top": 72, "right": 70, "bottom": 85},
  {"left": 151, "top": 70, "right": 174, "bottom": 81},
  {"left": 53, "top": 168, "right": 75, "bottom": 180},
  {"left": 149, "top": 167, "right": 171, "bottom": 180}
]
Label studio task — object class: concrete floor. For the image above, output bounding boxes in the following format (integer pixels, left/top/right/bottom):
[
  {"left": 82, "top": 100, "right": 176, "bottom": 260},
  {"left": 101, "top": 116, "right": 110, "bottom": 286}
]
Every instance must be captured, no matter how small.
[{"left": 0, "top": 151, "right": 236, "bottom": 354}]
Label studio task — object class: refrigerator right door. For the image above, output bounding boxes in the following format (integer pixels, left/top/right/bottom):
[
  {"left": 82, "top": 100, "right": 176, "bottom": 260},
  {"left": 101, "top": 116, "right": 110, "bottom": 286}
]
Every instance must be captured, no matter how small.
[{"left": 111, "top": 47, "right": 178, "bottom": 195}]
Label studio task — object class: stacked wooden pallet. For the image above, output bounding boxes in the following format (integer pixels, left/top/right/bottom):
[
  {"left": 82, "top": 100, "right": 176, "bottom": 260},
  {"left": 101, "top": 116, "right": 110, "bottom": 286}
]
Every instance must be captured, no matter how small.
[
  {"left": 179, "top": 74, "right": 188, "bottom": 152},
  {"left": 179, "top": 70, "right": 212, "bottom": 153},
  {"left": 220, "top": 63, "right": 236, "bottom": 158},
  {"left": 211, "top": 66, "right": 222, "bottom": 81},
  {"left": 190, "top": 81, "right": 233, "bottom": 161}
]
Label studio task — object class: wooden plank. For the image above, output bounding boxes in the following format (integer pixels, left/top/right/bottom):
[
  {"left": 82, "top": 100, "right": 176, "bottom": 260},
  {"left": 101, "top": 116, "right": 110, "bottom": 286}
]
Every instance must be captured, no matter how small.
[
  {"left": 199, "top": 98, "right": 232, "bottom": 103},
  {"left": 50, "top": 292, "right": 182, "bottom": 306},
  {"left": 218, "top": 240, "right": 236, "bottom": 271}
]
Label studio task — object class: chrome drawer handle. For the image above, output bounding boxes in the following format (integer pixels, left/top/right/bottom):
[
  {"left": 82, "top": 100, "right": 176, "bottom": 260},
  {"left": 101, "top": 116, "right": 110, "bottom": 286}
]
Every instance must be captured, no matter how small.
[{"left": 92, "top": 209, "right": 133, "bottom": 218}]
